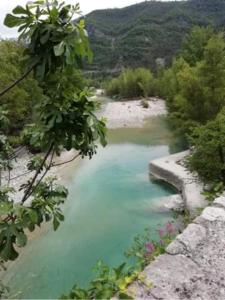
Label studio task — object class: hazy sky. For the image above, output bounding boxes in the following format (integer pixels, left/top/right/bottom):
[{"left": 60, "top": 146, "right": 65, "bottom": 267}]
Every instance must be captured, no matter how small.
[{"left": 0, "top": 0, "right": 174, "bottom": 38}]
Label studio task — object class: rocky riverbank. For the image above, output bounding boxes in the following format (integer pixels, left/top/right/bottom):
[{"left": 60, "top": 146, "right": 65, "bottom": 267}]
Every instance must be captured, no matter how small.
[
  {"left": 125, "top": 151, "right": 225, "bottom": 299},
  {"left": 127, "top": 193, "right": 225, "bottom": 300}
]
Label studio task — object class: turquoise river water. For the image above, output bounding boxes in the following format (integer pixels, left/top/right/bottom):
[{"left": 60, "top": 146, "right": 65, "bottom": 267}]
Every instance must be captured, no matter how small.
[{"left": 4, "top": 117, "right": 184, "bottom": 299}]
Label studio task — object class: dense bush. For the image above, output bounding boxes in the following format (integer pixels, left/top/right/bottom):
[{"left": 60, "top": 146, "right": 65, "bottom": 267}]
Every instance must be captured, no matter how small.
[
  {"left": 157, "top": 27, "right": 225, "bottom": 134},
  {"left": 188, "top": 108, "right": 225, "bottom": 184},
  {"left": 180, "top": 26, "right": 214, "bottom": 66},
  {"left": 106, "top": 68, "right": 155, "bottom": 99}
]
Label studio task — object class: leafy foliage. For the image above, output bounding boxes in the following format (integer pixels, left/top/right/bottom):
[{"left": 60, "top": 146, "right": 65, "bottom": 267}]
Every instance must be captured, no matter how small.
[
  {"left": 0, "top": 0, "right": 107, "bottom": 269},
  {"left": 0, "top": 40, "right": 45, "bottom": 135},
  {"left": 180, "top": 26, "right": 214, "bottom": 66},
  {"left": 158, "top": 27, "right": 225, "bottom": 134},
  {"left": 106, "top": 68, "right": 155, "bottom": 99},
  {"left": 188, "top": 108, "right": 225, "bottom": 184},
  {"left": 4, "top": 0, "right": 92, "bottom": 79},
  {"left": 0, "top": 177, "right": 67, "bottom": 261},
  {"left": 202, "top": 182, "right": 225, "bottom": 203}
]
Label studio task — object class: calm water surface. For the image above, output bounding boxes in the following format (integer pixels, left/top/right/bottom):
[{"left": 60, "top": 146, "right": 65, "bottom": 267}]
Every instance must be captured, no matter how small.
[{"left": 5, "top": 116, "right": 184, "bottom": 299}]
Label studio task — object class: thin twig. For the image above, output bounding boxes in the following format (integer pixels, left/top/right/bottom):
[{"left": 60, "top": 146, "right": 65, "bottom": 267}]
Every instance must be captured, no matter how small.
[
  {"left": 51, "top": 153, "right": 80, "bottom": 167},
  {"left": 21, "top": 144, "right": 54, "bottom": 204},
  {"left": 26, "top": 147, "right": 55, "bottom": 200},
  {"left": 7, "top": 167, "right": 11, "bottom": 186},
  {"left": 8, "top": 170, "right": 33, "bottom": 181},
  {"left": 8, "top": 146, "right": 26, "bottom": 160},
  {"left": 0, "top": 63, "right": 38, "bottom": 98}
]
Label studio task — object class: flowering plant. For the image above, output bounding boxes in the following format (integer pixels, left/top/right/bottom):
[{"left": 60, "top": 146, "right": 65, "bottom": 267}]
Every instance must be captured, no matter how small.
[{"left": 125, "top": 222, "right": 177, "bottom": 267}]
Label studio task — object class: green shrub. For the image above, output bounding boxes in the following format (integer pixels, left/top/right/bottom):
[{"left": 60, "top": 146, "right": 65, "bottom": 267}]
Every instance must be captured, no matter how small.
[
  {"left": 188, "top": 108, "right": 225, "bottom": 184},
  {"left": 106, "top": 68, "right": 155, "bottom": 99},
  {"left": 157, "top": 28, "right": 225, "bottom": 134},
  {"left": 202, "top": 182, "right": 225, "bottom": 202}
]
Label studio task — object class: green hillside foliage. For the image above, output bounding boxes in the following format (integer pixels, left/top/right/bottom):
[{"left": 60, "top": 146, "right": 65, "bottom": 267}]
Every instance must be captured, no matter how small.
[
  {"left": 106, "top": 68, "right": 155, "bottom": 99},
  {"left": 85, "top": 0, "right": 225, "bottom": 73}
]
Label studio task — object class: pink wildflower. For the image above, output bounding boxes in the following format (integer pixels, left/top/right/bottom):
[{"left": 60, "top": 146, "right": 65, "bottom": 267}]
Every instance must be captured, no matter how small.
[
  {"left": 166, "top": 222, "right": 174, "bottom": 234},
  {"left": 158, "top": 228, "right": 165, "bottom": 238},
  {"left": 145, "top": 242, "right": 155, "bottom": 254}
]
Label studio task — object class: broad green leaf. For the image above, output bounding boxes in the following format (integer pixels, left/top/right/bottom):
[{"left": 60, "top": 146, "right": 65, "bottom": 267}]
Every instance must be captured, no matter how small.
[
  {"left": 53, "top": 217, "right": 60, "bottom": 231},
  {"left": 40, "top": 29, "right": 50, "bottom": 45},
  {"left": 54, "top": 42, "right": 65, "bottom": 56},
  {"left": 28, "top": 209, "right": 38, "bottom": 223},
  {"left": 4, "top": 14, "right": 25, "bottom": 28},
  {"left": 16, "top": 232, "right": 27, "bottom": 247},
  {"left": 12, "top": 5, "right": 28, "bottom": 15},
  {"left": 0, "top": 231, "right": 18, "bottom": 261},
  {"left": 0, "top": 202, "right": 13, "bottom": 216}
]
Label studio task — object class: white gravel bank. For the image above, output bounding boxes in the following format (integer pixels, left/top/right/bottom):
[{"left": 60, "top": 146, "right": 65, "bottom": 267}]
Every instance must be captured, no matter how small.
[{"left": 100, "top": 98, "right": 166, "bottom": 128}]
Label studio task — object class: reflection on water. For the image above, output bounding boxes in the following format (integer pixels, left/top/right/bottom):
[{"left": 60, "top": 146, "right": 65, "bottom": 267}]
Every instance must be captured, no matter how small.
[
  {"left": 108, "top": 116, "right": 186, "bottom": 153},
  {"left": 4, "top": 116, "right": 185, "bottom": 299}
]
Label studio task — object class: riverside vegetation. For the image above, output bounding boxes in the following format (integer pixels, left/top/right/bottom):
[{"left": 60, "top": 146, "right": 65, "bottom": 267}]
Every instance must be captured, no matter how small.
[
  {"left": 1, "top": 1, "right": 225, "bottom": 299},
  {"left": 106, "top": 26, "right": 225, "bottom": 187},
  {"left": 61, "top": 223, "right": 177, "bottom": 299}
]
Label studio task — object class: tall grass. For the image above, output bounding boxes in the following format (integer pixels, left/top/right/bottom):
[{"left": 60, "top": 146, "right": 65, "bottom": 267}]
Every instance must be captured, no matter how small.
[{"left": 106, "top": 68, "right": 155, "bottom": 99}]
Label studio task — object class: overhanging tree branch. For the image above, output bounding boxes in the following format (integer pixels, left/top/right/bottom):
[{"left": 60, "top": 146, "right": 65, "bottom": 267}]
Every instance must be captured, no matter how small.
[
  {"left": 21, "top": 143, "right": 54, "bottom": 204},
  {"left": 26, "top": 147, "right": 55, "bottom": 200},
  {"left": 0, "top": 63, "right": 38, "bottom": 98},
  {"left": 51, "top": 153, "right": 80, "bottom": 167}
]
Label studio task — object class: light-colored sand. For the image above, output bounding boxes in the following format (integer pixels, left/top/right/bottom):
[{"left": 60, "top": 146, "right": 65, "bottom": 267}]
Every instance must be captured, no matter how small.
[{"left": 100, "top": 98, "right": 166, "bottom": 128}]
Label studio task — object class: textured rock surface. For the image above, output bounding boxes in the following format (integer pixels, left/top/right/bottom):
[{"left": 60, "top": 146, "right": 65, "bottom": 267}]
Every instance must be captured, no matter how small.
[
  {"left": 127, "top": 196, "right": 225, "bottom": 299},
  {"left": 150, "top": 194, "right": 184, "bottom": 213}
]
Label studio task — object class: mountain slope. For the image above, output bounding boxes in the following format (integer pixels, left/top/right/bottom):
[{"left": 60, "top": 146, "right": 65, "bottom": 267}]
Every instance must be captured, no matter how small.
[{"left": 84, "top": 0, "right": 225, "bottom": 73}]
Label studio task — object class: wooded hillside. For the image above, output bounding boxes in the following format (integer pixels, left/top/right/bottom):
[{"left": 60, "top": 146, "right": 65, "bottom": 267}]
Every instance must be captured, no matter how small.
[{"left": 85, "top": 0, "right": 225, "bottom": 73}]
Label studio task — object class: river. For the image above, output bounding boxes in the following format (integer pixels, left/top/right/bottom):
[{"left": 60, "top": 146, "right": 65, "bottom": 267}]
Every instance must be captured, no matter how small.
[{"left": 4, "top": 116, "right": 184, "bottom": 299}]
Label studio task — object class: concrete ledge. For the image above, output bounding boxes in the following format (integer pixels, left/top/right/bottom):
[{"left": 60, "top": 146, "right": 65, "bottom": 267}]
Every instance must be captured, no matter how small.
[{"left": 149, "top": 151, "right": 207, "bottom": 213}]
